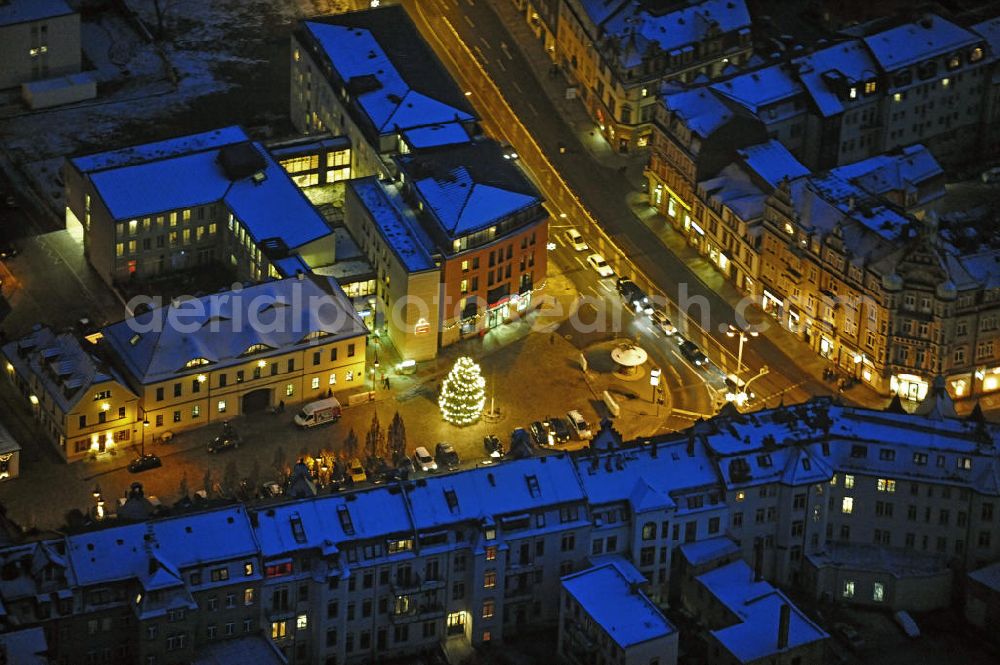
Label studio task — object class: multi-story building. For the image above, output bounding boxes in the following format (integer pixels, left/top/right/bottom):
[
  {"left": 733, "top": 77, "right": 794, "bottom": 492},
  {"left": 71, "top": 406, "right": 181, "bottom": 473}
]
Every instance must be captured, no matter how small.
[
  {"left": 95, "top": 275, "right": 368, "bottom": 440},
  {"left": 2, "top": 325, "right": 139, "bottom": 462},
  {"left": 0, "top": 0, "right": 81, "bottom": 89},
  {"left": 65, "top": 126, "right": 333, "bottom": 287},
  {"left": 268, "top": 135, "right": 353, "bottom": 189},
  {"left": 1, "top": 396, "right": 998, "bottom": 661},
  {"left": 290, "top": 6, "right": 477, "bottom": 179},
  {"left": 344, "top": 140, "right": 548, "bottom": 357},
  {"left": 557, "top": 0, "right": 754, "bottom": 152},
  {"left": 559, "top": 559, "right": 679, "bottom": 665}
]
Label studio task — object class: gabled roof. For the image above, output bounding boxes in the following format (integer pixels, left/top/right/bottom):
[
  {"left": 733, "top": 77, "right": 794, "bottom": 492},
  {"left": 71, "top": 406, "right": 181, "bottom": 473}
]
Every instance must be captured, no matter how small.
[
  {"left": 862, "top": 14, "right": 979, "bottom": 71},
  {"left": 101, "top": 276, "right": 367, "bottom": 385},
  {"left": 793, "top": 40, "right": 878, "bottom": 117},
  {"left": 712, "top": 64, "right": 804, "bottom": 114},
  {"left": 2, "top": 326, "right": 134, "bottom": 414},
  {"left": 662, "top": 87, "right": 736, "bottom": 138},
  {"left": 0, "top": 0, "right": 73, "bottom": 27},
  {"left": 830, "top": 144, "right": 943, "bottom": 204},
  {"left": 416, "top": 166, "right": 538, "bottom": 236},
  {"left": 737, "top": 140, "right": 809, "bottom": 188}
]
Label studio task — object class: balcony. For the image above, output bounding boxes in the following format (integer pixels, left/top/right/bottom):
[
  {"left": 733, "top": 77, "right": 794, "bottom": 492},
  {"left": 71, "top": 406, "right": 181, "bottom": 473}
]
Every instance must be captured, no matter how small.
[
  {"left": 389, "top": 602, "right": 446, "bottom": 624},
  {"left": 390, "top": 573, "right": 446, "bottom": 595}
]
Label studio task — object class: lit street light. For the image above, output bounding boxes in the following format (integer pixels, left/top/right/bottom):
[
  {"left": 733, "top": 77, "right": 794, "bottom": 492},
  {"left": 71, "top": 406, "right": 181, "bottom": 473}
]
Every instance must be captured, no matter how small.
[{"left": 726, "top": 324, "right": 758, "bottom": 378}]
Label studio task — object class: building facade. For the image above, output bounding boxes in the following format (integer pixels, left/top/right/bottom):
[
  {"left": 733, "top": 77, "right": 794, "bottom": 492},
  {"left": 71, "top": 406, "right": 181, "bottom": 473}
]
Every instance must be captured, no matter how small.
[{"left": 0, "top": 0, "right": 80, "bottom": 90}]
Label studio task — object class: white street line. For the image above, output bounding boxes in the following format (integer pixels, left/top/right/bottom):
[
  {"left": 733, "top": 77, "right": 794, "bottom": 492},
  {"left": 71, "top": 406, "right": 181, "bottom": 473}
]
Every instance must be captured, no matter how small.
[
  {"left": 527, "top": 102, "right": 539, "bottom": 116},
  {"left": 574, "top": 255, "right": 588, "bottom": 271},
  {"left": 597, "top": 280, "right": 613, "bottom": 293},
  {"left": 512, "top": 80, "right": 523, "bottom": 93},
  {"left": 500, "top": 42, "right": 513, "bottom": 60},
  {"left": 479, "top": 36, "right": 490, "bottom": 50},
  {"left": 464, "top": 15, "right": 475, "bottom": 28},
  {"left": 473, "top": 45, "right": 488, "bottom": 64},
  {"left": 497, "top": 60, "right": 506, "bottom": 72}
]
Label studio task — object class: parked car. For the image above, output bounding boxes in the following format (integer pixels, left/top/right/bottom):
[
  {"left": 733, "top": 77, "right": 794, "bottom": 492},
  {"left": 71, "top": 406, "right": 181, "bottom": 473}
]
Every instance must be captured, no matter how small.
[
  {"left": 547, "top": 416, "right": 571, "bottom": 443},
  {"left": 0, "top": 240, "right": 17, "bottom": 260},
  {"left": 832, "top": 623, "right": 865, "bottom": 651},
  {"left": 500, "top": 143, "right": 519, "bottom": 160},
  {"left": 566, "top": 410, "right": 592, "bottom": 439},
  {"left": 348, "top": 457, "right": 367, "bottom": 484},
  {"left": 528, "top": 420, "right": 550, "bottom": 446},
  {"left": 586, "top": 253, "right": 614, "bottom": 278},
  {"left": 564, "top": 228, "right": 588, "bottom": 252},
  {"left": 893, "top": 611, "right": 920, "bottom": 638},
  {"left": 396, "top": 456, "right": 415, "bottom": 478},
  {"left": 207, "top": 423, "right": 241, "bottom": 453},
  {"left": 261, "top": 481, "right": 283, "bottom": 498},
  {"left": 435, "top": 442, "right": 460, "bottom": 469},
  {"left": 127, "top": 453, "right": 162, "bottom": 473},
  {"left": 651, "top": 309, "right": 676, "bottom": 335},
  {"left": 509, "top": 428, "right": 534, "bottom": 458},
  {"left": 293, "top": 397, "right": 341, "bottom": 428},
  {"left": 483, "top": 435, "right": 505, "bottom": 461},
  {"left": 678, "top": 339, "right": 708, "bottom": 366},
  {"left": 414, "top": 446, "right": 438, "bottom": 473}
]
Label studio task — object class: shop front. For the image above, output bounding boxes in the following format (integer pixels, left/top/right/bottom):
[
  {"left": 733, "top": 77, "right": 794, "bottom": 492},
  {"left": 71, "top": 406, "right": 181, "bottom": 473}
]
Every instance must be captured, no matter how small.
[
  {"left": 890, "top": 373, "right": 929, "bottom": 401},
  {"left": 761, "top": 289, "right": 783, "bottom": 319},
  {"left": 708, "top": 245, "right": 731, "bottom": 278}
]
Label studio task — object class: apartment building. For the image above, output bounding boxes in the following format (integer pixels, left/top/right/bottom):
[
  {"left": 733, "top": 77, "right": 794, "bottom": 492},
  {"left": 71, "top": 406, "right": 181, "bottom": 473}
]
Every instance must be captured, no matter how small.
[
  {"left": 0, "top": 0, "right": 81, "bottom": 89},
  {"left": 98, "top": 275, "right": 368, "bottom": 440},
  {"left": 290, "top": 6, "right": 477, "bottom": 179},
  {"left": 65, "top": 126, "right": 333, "bottom": 287},
  {"left": 556, "top": 0, "right": 753, "bottom": 152},
  {"left": 268, "top": 135, "right": 352, "bottom": 189},
  {"left": 559, "top": 559, "right": 679, "bottom": 665},
  {"left": 344, "top": 140, "right": 548, "bottom": 357},
  {"left": 2, "top": 325, "right": 139, "bottom": 462}
]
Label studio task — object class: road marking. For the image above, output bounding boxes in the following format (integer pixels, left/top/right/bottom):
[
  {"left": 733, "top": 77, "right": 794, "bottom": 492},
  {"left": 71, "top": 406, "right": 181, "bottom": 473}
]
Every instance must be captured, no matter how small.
[
  {"left": 464, "top": 14, "right": 475, "bottom": 29},
  {"left": 512, "top": 80, "right": 523, "bottom": 93},
  {"left": 527, "top": 102, "right": 539, "bottom": 116},
  {"left": 479, "top": 36, "right": 490, "bottom": 50},
  {"left": 574, "top": 255, "right": 588, "bottom": 271},
  {"left": 597, "top": 280, "right": 613, "bottom": 293},
  {"left": 473, "top": 45, "right": 488, "bottom": 64},
  {"left": 500, "top": 42, "right": 513, "bottom": 60},
  {"left": 497, "top": 60, "right": 506, "bottom": 72}
]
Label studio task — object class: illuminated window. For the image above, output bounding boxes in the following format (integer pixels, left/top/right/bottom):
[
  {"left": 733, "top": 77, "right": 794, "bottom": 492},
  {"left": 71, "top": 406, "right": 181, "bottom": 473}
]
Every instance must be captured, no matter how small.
[
  {"left": 893, "top": 92, "right": 902, "bottom": 102},
  {"left": 271, "top": 621, "right": 286, "bottom": 639},
  {"left": 842, "top": 497, "right": 854, "bottom": 514},
  {"left": 844, "top": 475, "right": 855, "bottom": 489},
  {"left": 971, "top": 47, "right": 984, "bottom": 62},
  {"left": 115, "top": 243, "right": 124, "bottom": 257},
  {"left": 481, "top": 600, "right": 494, "bottom": 619},
  {"left": 461, "top": 260, "right": 469, "bottom": 271},
  {"left": 864, "top": 80, "right": 876, "bottom": 95},
  {"left": 244, "top": 588, "right": 255, "bottom": 605},
  {"left": 286, "top": 384, "right": 294, "bottom": 397},
  {"left": 873, "top": 582, "right": 884, "bottom": 602},
  {"left": 296, "top": 614, "right": 308, "bottom": 630},
  {"left": 460, "top": 279, "right": 468, "bottom": 294},
  {"left": 842, "top": 580, "right": 855, "bottom": 598},
  {"left": 736, "top": 491, "right": 745, "bottom": 502},
  {"left": 849, "top": 87, "right": 857, "bottom": 99},
  {"left": 876, "top": 478, "right": 896, "bottom": 493},
  {"left": 128, "top": 220, "right": 138, "bottom": 235},
  {"left": 311, "top": 377, "right": 320, "bottom": 390},
  {"left": 483, "top": 571, "right": 496, "bottom": 589},
  {"left": 485, "top": 546, "right": 497, "bottom": 561},
  {"left": 218, "top": 400, "right": 227, "bottom": 413}
]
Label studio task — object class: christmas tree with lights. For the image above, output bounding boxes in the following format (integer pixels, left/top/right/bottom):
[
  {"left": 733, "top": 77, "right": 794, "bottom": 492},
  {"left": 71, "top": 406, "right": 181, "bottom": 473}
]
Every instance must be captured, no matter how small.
[{"left": 439, "top": 357, "right": 486, "bottom": 426}]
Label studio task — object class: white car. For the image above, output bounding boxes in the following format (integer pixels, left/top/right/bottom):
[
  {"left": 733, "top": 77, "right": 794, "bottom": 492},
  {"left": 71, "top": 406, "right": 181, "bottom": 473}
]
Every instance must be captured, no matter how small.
[
  {"left": 586, "top": 253, "right": 614, "bottom": 278},
  {"left": 564, "top": 228, "right": 588, "bottom": 252},
  {"left": 566, "top": 410, "right": 592, "bottom": 440},
  {"left": 413, "top": 446, "right": 438, "bottom": 473},
  {"left": 651, "top": 309, "right": 677, "bottom": 335}
]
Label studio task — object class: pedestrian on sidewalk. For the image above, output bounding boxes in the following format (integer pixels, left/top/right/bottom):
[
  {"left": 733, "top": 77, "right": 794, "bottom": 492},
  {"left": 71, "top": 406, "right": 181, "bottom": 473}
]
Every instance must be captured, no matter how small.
[{"left": 384, "top": 376, "right": 391, "bottom": 390}]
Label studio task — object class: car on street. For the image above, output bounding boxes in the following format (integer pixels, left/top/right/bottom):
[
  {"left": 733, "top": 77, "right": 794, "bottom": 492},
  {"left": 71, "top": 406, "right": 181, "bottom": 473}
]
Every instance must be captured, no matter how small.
[
  {"left": 586, "top": 253, "right": 614, "bottom": 278},
  {"left": 564, "top": 228, "right": 588, "bottom": 252},
  {"left": 128, "top": 453, "right": 162, "bottom": 474},
  {"left": 832, "top": 623, "right": 865, "bottom": 651},
  {"left": 348, "top": 457, "right": 367, "bottom": 484},
  {"left": 207, "top": 424, "right": 241, "bottom": 453},
  {"left": 483, "top": 435, "right": 505, "bottom": 461},
  {"left": 414, "top": 446, "right": 438, "bottom": 473},
  {"left": 261, "top": 481, "right": 283, "bottom": 498},
  {"left": 500, "top": 143, "right": 518, "bottom": 160},
  {"left": 435, "top": 442, "right": 460, "bottom": 469},
  {"left": 982, "top": 166, "right": 1000, "bottom": 183},
  {"left": 547, "top": 416, "right": 571, "bottom": 443},
  {"left": 528, "top": 420, "right": 550, "bottom": 446},
  {"left": 396, "top": 456, "right": 415, "bottom": 478},
  {"left": 616, "top": 278, "right": 653, "bottom": 315},
  {"left": 566, "top": 410, "right": 592, "bottom": 439},
  {"left": 651, "top": 309, "right": 677, "bottom": 335},
  {"left": 678, "top": 339, "right": 708, "bottom": 366}
]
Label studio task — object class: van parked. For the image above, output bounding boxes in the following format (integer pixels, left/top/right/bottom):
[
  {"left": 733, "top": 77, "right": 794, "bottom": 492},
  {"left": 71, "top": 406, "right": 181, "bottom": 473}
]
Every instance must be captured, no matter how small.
[
  {"left": 566, "top": 410, "right": 592, "bottom": 439},
  {"left": 294, "top": 397, "right": 342, "bottom": 428}
]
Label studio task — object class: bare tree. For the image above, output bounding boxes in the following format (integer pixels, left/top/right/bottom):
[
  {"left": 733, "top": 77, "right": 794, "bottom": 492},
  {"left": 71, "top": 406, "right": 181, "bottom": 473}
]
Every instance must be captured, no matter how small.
[
  {"left": 222, "top": 461, "right": 239, "bottom": 498},
  {"left": 273, "top": 445, "right": 287, "bottom": 476},
  {"left": 343, "top": 429, "right": 359, "bottom": 460},
  {"left": 366, "top": 412, "right": 385, "bottom": 461},
  {"left": 202, "top": 468, "right": 214, "bottom": 497},
  {"left": 388, "top": 412, "right": 407, "bottom": 463},
  {"left": 248, "top": 459, "right": 261, "bottom": 496},
  {"left": 178, "top": 473, "right": 189, "bottom": 499}
]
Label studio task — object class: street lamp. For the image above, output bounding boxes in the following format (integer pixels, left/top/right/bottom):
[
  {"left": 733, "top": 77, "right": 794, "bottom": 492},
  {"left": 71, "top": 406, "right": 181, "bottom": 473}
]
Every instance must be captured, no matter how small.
[
  {"left": 726, "top": 324, "right": 758, "bottom": 378},
  {"left": 371, "top": 351, "right": 380, "bottom": 394},
  {"left": 650, "top": 367, "right": 662, "bottom": 417}
]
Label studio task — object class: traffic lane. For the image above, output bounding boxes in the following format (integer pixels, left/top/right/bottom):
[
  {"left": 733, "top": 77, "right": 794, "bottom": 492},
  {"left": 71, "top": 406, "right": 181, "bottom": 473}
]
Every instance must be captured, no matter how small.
[{"left": 411, "top": 0, "right": 817, "bottom": 392}]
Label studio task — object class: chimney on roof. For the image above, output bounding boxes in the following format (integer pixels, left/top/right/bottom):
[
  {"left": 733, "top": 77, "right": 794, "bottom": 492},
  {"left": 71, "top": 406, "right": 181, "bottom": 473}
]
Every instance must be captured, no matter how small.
[
  {"left": 777, "top": 603, "right": 791, "bottom": 650},
  {"left": 296, "top": 270, "right": 304, "bottom": 281},
  {"left": 753, "top": 537, "right": 764, "bottom": 582}
]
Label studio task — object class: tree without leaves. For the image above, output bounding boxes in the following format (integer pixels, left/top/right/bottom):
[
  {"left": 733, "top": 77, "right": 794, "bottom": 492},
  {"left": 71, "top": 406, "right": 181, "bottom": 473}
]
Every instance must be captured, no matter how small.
[
  {"left": 273, "top": 445, "right": 287, "bottom": 476},
  {"left": 343, "top": 429, "right": 359, "bottom": 460},
  {"left": 248, "top": 459, "right": 261, "bottom": 495},
  {"left": 178, "top": 473, "right": 189, "bottom": 498},
  {"left": 365, "top": 412, "right": 384, "bottom": 460},
  {"left": 222, "top": 461, "right": 239, "bottom": 498},
  {"left": 202, "top": 469, "right": 214, "bottom": 497},
  {"left": 388, "top": 412, "right": 407, "bottom": 463}
]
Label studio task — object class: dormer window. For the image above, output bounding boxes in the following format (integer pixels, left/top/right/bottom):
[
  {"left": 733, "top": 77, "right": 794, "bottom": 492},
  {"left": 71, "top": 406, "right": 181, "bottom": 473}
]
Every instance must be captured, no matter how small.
[
  {"left": 947, "top": 54, "right": 961, "bottom": 70},
  {"left": 185, "top": 358, "right": 210, "bottom": 369},
  {"left": 970, "top": 47, "right": 984, "bottom": 63},
  {"left": 863, "top": 80, "right": 877, "bottom": 95},
  {"left": 848, "top": 87, "right": 857, "bottom": 99},
  {"left": 242, "top": 343, "right": 269, "bottom": 356}
]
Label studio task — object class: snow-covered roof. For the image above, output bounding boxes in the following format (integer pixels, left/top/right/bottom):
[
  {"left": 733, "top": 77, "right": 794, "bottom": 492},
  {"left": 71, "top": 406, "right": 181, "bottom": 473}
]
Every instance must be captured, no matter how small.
[
  {"left": 192, "top": 636, "right": 285, "bottom": 665},
  {"left": 0, "top": 627, "right": 48, "bottom": 665},
  {"left": 678, "top": 536, "right": 740, "bottom": 566},
  {"left": 1, "top": 326, "right": 134, "bottom": 414},
  {"left": 972, "top": 17, "right": 1000, "bottom": 56},
  {"left": 698, "top": 165, "right": 767, "bottom": 221},
  {"left": 591, "top": 0, "right": 750, "bottom": 68},
  {"left": 348, "top": 177, "right": 437, "bottom": 273},
  {"left": 955, "top": 250, "right": 1000, "bottom": 290},
  {"left": 712, "top": 65, "right": 803, "bottom": 114},
  {"left": 101, "top": 276, "right": 368, "bottom": 385},
  {"left": 402, "top": 123, "right": 471, "bottom": 150},
  {"left": 0, "top": 0, "right": 73, "bottom": 27},
  {"left": 70, "top": 126, "right": 248, "bottom": 173},
  {"left": 415, "top": 166, "right": 537, "bottom": 236},
  {"left": 266, "top": 135, "right": 350, "bottom": 159},
  {"left": 663, "top": 87, "right": 735, "bottom": 138},
  {"left": 302, "top": 10, "right": 474, "bottom": 140},
  {"left": 863, "top": 15, "right": 979, "bottom": 71},
  {"left": 406, "top": 456, "right": 585, "bottom": 532},
  {"left": 969, "top": 560, "right": 1000, "bottom": 592},
  {"left": 66, "top": 507, "right": 257, "bottom": 587},
  {"left": 737, "top": 140, "right": 809, "bottom": 188},
  {"left": 562, "top": 560, "right": 676, "bottom": 648},
  {"left": 698, "top": 560, "right": 827, "bottom": 663},
  {"left": 793, "top": 40, "right": 878, "bottom": 117},
  {"left": 83, "top": 129, "right": 330, "bottom": 251},
  {"left": 807, "top": 542, "right": 948, "bottom": 579},
  {"left": 830, "top": 144, "right": 943, "bottom": 204},
  {"left": 577, "top": 439, "right": 717, "bottom": 509}
]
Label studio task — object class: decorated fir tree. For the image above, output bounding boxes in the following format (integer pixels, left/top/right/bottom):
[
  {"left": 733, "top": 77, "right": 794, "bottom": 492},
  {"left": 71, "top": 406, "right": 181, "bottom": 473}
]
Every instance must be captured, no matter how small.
[{"left": 438, "top": 357, "right": 486, "bottom": 426}]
